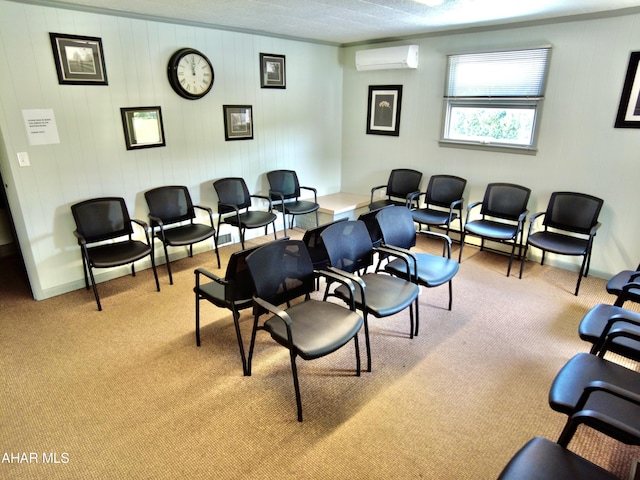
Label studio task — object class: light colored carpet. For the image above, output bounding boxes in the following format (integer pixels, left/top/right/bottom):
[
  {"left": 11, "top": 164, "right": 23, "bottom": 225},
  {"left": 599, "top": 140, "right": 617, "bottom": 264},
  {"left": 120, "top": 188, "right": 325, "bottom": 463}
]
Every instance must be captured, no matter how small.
[{"left": 1, "top": 231, "right": 639, "bottom": 479}]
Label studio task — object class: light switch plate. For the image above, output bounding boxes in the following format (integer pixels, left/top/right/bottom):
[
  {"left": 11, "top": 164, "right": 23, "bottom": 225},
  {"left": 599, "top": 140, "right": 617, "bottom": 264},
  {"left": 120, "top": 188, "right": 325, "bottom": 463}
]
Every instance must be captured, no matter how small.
[{"left": 17, "top": 152, "right": 30, "bottom": 167}]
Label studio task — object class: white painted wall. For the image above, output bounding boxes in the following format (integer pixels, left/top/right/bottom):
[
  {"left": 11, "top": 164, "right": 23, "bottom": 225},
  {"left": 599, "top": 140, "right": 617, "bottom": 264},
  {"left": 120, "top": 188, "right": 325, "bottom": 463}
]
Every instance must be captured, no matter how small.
[
  {"left": 342, "top": 15, "right": 640, "bottom": 280},
  {"left": 0, "top": 0, "right": 343, "bottom": 299}
]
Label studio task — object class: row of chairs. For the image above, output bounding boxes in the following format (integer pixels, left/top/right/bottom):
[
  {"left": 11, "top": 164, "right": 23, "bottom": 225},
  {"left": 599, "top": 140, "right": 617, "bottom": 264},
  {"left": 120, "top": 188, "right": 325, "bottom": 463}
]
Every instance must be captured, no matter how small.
[
  {"left": 70, "top": 172, "right": 317, "bottom": 311},
  {"left": 195, "top": 205, "right": 459, "bottom": 421},
  {"left": 497, "top": 277, "right": 640, "bottom": 478},
  {"left": 368, "top": 168, "right": 604, "bottom": 295}
]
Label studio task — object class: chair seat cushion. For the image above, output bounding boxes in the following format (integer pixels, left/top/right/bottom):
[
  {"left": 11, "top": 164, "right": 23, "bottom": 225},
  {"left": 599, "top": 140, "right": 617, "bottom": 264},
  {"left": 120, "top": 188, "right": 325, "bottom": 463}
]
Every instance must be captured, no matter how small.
[
  {"left": 385, "top": 254, "right": 459, "bottom": 287},
  {"left": 87, "top": 240, "right": 151, "bottom": 268},
  {"left": 195, "top": 281, "right": 253, "bottom": 312},
  {"left": 264, "top": 300, "right": 363, "bottom": 360},
  {"left": 497, "top": 437, "right": 619, "bottom": 480},
  {"left": 273, "top": 200, "right": 319, "bottom": 215},
  {"left": 527, "top": 231, "right": 589, "bottom": 256},
  {"left": 159, "top": 224, "right": 215, "bottom": 246},
  {"left": 464, "top": 219, "right": 518, "bottom": 240},
  {"left": 224, "top": 210, "right": 277, "bottom": 228},
  {"left": 579, "top": 304, "right": 640, "bottom": 360},
  {"left": 333, "top": 273, "right": 418, "bottom": 318},
  {"left": 607, "top": 269, "right": 640, "bottom": 299},
  {"left": 548, "top": 353, "right": 640, "bottom": 425},
  {"left": 411, "top": 208, "right": 457, "bottom": 226}
]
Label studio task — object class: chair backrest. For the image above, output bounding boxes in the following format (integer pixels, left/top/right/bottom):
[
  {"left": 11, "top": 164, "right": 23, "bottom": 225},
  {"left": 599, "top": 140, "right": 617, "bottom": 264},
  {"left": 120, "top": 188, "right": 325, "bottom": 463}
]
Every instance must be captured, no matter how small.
[
  {"left": 267, "top": 170, "right": 300, "bottom": 201},
  {"left": 225, "top": 244, "right": 263, "bottom": 302},
  {"left": 375, "top": 206, "right": 417, "bottom": 250},
  {"left": 480, "top": 183, "right": 531, "bottom": 220},
  {"left": 144, "top": 185, "right": 195, "bottom": 227},
  {"left": 358, "top": 207, "right": 391, "bottom": 248},
  {"left": 386, "top": 169, "right": 423, "bottom": 199},
  {"left": 302, "top": 217, "right": 348, "bottom": 268},
  {"left": 321, "top": 220, "right": 374, "bottom": 273},
  {"left": 425, "top": 175, "right": 467, "bottom": 210},
  {"left": 246, "top": 239, "right": 315, "bottom": 306},
  {"left": 71, "top": 197, "right": 133, "bottom": 243},
  {"left": 543, "top": 192, "right": 604, "bottom": 234},
  {"left": 213, "top": 177, "right": 252, "bottom": 213}
]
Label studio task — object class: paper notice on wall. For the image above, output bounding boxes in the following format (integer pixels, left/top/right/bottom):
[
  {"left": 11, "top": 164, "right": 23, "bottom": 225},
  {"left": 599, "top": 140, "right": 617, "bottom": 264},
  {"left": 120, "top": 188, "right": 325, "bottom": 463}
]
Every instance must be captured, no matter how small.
[{"left": 22, "top": 109, "right": 60, "bottom": 146}]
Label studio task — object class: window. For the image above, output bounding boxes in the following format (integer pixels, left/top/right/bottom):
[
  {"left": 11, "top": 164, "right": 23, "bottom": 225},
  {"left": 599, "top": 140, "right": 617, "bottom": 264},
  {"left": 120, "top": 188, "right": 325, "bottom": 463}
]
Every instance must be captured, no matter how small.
[{"left": 441, "top": 46, "right": 551, "bottom": 153}]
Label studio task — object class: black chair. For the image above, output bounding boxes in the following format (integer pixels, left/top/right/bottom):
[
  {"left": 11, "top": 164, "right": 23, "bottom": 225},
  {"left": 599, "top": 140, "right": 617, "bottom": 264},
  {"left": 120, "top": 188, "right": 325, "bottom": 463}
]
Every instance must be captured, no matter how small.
[
  {"left": 213, "top": 177, "right": 278, "bottom": 249},
  {"left": 145, "top": 185, "right": 220, "bottom": 285},
  {"left": 368, "top": 168, "right": 422, "bottom": 211},
  {"left": 459, "top": 183, "right": 531, "bottom": 277},
  {"left": 71, "top": 197, "right": 160, "bottom": 311},
  {"left": 194, "top": 244, "right": 264, "bottom": 376},
  {"left": 245, "top": 239, "right": 363, "bottom": 422},
  {"left": 605, "top": 263, "right": 640, "bottom": 307},
  {"left": 578, "top": 303, "right": 640, "bottom": 359},
  {"left": 321, "top": 220, "right": 420, "bottom": 372},
  {"left": 376, "top": 206, "right": 459, "bottom": 313},
  {"left": 519, "top": 192, "right": 603, "bottom": 295},
  {"left": 497, "top": 396, "right": 640, "bottom": 480},
  {"left": 266, "top": 170, "right": 319, "bottom": 236},
  {"left": 409, "top": 174, "right": 467, "bottom": 239}
]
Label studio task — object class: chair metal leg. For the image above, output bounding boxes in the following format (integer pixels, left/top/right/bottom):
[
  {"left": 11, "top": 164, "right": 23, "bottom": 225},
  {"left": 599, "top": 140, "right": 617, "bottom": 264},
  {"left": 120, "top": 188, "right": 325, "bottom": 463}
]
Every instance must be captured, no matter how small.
[
  {"left": 458, "top": 231, "right": 465, "bottom": 262},
  {"left": 87, "top": 265, "right": 102, "bottom": 311},
  {"left": 163, "top": 243, "right": 173, "bottom": 285},
  {"left": 231, "top": 307, "right": 248, "bottom": 376},
  {"left": 246, "top": 314, "right": 261, "bottom": 376},
  {"left": 195, "top": 296, "right": 201, "bottom": 346},
  {"left": 574, "top": 254, "right": 589, "bottom": 296},
  {"left": 353, "top": 335, "right": 361, "bottom": 377},
  {"left": 289, "top": 351, "right": 303, "bottom": 422},
  {"left": 363, "top": 312, "right": 372, "bottom": 372},
  {"left": 448, "top": 280, "right": 453, "bottom": 311}
]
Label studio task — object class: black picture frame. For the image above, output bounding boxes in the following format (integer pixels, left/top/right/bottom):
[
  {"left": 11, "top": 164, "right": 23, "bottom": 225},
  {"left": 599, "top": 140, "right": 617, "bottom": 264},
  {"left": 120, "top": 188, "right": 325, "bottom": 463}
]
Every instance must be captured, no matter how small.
[
  {"left": 223, "top": 105, "right": 254, "bottom": 141},
  {"left": 366, "top": 85, "right": 403, "bottom": 136},
  {"left": 615, "top": 51, "right": 640, "bottom": 128},
  {"left": 49, "top": 32, "right": 108, "bottom": 85},
  {"left": 260, "top": 53, "right": 286, "bottom": 89},
  {"left": 120, "top": 107, "right": 166, "bottom": 150}
]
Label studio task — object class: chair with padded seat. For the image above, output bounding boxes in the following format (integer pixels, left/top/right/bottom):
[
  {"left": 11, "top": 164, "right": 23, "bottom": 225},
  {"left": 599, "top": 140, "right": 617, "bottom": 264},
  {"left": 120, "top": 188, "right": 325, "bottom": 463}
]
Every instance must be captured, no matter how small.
[
  {"left": 519, "top": 191, "right": 603, "bottom": 295},
  {"left": 497, "top": 391, "right": 640, "bottom": 480},
  {"left": 368, "top": 168, "right": 422, "bottom": 211},
  {"left": 71, "top": 197, "right": 160, "bottom": 311},
  {"left": 301, "top": 217, "right": 348, "bottom": 282},
  {"left": 375, "top": 206, "right": 459, "bottom": 313},
  {"left": 357, "top": 206, "right": 391, "bottom": 249},
  {"left": 409, "top": 174, "right": 467, "bottom": 241},
  {"left": 245, "top": 239, "right": 363, "bottom": 422},
  {"left": 213, "top": 177, "right": 278, "bottom": 249},
  {"left": 459, "top": 182, "right": 530, "bottom": 277},
  {"left": 266, "top": 169, "right": 319, "bottom": 236},
  {"left": 145, "top": 185, "right": 220, "bottom": 285},
  {"left": 194, "top": 244, "right": 265, "bottom": 376},
  {"left": 605, "top": 263, "right": 640, "bottom": 307},
  {"left": 578, "top": 303, "right": 640, "bottom": 359},
  {"left": 321, "top": 220, "right": 420, "bottom": 372}
]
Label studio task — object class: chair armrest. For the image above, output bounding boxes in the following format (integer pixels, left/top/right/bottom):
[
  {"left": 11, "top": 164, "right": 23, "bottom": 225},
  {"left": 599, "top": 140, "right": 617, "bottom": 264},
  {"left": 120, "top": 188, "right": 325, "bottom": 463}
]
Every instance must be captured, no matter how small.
[
  {"left": 327, "top": 266, "right": 367, "bottom": 306},
  {"left": 193, "top": 204, "right": 215, "bottom": 226},
  {"left": 417, "top": 230, "right": 453, "bottom": 258},
  {"left": 450, "top": 198, "right": 464, "bottom": 209},
  {"left": 590, "top": 221, "right": 602, "bottom": 236},
  {"left": 599, "top": 325, "right": 640, "bottom": 357},
  {"left": 147, "top": 214, "right": 164, "bottom": 227},
  {"left": 370, "top": 185, "right": 386, "bottom": 203},
  {"left": 194, "top": 267, "right": 226, "bottom": 286},
  {"left": 408, "top": 191, "right": 425, "bottom": 208},
  {"left": 315, "top": 269, "right": 357, "bottom": 310},
  {"left": 131, "top": 218, "right": 152, "bottom": 244},
  {"left": 517, "top": 209, "right": 529, "bottom": 223},
  {"left": 375, "top": 245, "right": 418, "bottom": 282},
  {"left": 218, "top": 202, "right": 241, "bottom": 216},
  {"left": 594, "top": 313, "right": 640, "bottom": 346},
  {"left": 621, "top": 281, "right": 640, "bottom": 292},
  {"left": 464, "top": 201, "right": 483, "bottom": 223},
  {"left": 250, "top": 194, "right": 273, "bottom": 210},
  {"left": 268, "top": 190, "right": 285, "bottom": 203},
  {"left": 73, "top": 230, "right": 86, "bottom": 245},
  {"left": 405, "top": 190, "right": 422, "bottom": 208},
  {"left": 299, "top": 186, "right": 318, "bottom": 202}
]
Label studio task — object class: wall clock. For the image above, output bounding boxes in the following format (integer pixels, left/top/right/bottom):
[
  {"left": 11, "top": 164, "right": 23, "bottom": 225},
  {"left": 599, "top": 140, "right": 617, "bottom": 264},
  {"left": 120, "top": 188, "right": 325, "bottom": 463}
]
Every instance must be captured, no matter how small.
[{"left": 167, "top": 48, "right": 214, "bottom": 100}]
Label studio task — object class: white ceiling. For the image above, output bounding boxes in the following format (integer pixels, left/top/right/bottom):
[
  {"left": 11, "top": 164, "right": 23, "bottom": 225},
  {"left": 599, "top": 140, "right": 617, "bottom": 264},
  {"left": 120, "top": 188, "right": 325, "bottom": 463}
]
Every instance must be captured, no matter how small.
[{"left": 21, "top": 0, "right": 640, "bottom": 45}]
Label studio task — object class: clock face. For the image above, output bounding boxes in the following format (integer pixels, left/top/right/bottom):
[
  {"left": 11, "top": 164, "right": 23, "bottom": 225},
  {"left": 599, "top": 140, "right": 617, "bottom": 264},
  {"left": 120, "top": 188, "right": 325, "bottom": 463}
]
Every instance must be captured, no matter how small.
[{"left": 167, "top": 48, "right": 214, "bottom": 100}]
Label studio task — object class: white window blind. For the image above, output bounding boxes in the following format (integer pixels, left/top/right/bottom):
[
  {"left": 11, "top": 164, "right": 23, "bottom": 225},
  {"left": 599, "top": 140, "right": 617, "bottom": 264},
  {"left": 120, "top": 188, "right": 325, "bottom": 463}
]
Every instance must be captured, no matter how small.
[{"left": 445, "top": 47, "right": 551, "bottom": 98}]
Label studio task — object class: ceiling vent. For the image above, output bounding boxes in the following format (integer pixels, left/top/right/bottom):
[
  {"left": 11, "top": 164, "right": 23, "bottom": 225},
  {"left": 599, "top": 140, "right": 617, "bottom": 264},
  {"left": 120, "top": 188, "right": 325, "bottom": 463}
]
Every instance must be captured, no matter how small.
[{"left": 355, "top": 45, "right": 419, "bottom": 71}]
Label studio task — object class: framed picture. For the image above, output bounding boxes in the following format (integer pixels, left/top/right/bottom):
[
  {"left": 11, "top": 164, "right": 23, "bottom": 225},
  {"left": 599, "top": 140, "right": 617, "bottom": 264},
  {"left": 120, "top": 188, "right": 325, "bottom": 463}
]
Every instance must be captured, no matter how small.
[
  {"left": 366, "top": 85, "right": 403, "bottom": 136},
  {"left": 260, "top": 53, "right": 286, "bottom": 89},
  {"left": 49, "top": 32, "right": 108, "bottom": 85},
  {"left": 120, "top": 107, "right": 165, "bottom": 150},
  {"left": 223, "top": 105, "right": 253, "bottom": 141},
  {"left": 615, "top": 51, "right": 640, "bottom": 128}
]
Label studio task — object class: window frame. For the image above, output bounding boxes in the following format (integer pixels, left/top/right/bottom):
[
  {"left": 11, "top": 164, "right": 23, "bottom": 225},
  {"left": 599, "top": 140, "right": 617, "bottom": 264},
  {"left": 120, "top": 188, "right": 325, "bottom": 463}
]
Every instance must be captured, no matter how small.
[{"left": 439, "top": 46, "right": 551, "bottom": 155}]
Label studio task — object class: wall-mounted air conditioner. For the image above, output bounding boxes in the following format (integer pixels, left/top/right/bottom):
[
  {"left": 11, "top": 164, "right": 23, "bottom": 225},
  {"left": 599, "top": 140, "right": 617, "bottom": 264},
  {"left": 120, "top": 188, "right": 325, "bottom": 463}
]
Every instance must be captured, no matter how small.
[{"left": 355, "top": 45, "right": 419, "bottom": 71}]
